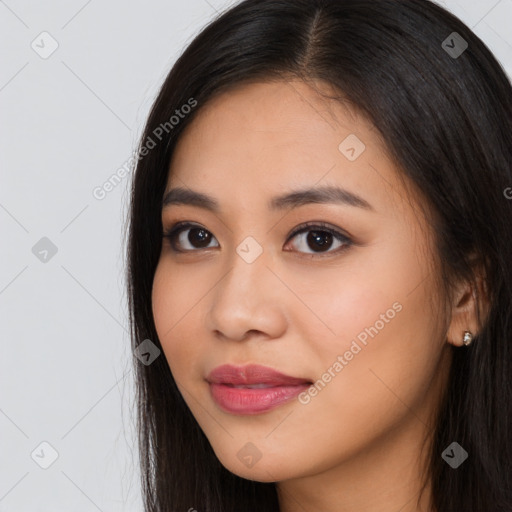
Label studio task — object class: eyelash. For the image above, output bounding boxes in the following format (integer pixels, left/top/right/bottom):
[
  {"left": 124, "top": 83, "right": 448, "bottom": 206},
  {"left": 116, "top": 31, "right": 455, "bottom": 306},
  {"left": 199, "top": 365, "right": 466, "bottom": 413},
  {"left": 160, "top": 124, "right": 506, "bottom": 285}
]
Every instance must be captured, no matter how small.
[{"left": 162, "top": 221, "right": 353, "bottom": 258}]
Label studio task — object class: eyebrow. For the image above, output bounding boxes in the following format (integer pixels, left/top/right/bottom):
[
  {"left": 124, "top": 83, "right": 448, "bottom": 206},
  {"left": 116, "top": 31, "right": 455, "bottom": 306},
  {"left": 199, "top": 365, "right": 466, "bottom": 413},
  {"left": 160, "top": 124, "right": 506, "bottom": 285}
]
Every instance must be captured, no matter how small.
[{"left": 162, "top": 185, "right": 374, "bottom": 212}]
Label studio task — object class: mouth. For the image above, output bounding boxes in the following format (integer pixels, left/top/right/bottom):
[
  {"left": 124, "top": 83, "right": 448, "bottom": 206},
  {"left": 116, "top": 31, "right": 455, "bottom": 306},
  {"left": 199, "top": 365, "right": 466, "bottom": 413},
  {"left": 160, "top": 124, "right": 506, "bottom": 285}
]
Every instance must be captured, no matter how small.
[{"left": 206, "top": 364, "right": 313, "bottom": 415}]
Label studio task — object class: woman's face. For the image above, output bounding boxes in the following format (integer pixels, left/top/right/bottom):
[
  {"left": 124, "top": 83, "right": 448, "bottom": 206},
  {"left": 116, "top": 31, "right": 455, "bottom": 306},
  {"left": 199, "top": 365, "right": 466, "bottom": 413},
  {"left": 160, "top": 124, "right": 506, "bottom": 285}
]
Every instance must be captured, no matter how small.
[{"left": 152, "top": 80, "right": 452, "bottom": 486}]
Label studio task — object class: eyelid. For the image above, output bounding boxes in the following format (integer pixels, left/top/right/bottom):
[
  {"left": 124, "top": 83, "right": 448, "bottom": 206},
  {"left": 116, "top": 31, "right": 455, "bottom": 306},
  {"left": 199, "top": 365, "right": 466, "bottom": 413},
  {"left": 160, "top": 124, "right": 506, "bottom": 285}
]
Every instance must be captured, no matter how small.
[{"left": 286, "top": 220, "right": 351, "bottom": 243}]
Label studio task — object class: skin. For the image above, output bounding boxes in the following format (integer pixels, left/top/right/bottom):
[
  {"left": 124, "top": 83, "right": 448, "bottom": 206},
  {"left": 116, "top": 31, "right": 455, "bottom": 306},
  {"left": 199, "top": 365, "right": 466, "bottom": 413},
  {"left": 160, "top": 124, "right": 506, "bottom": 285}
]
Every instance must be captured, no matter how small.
[{"left": 151, "top": 79, "right": 483, "bottom": 512}]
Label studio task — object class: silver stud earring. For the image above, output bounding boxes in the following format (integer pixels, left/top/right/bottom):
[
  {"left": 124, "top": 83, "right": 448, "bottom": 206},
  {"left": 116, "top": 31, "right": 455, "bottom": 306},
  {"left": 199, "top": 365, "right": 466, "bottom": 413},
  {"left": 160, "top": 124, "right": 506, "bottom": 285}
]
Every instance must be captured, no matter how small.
[{"left": 463, "top": 330, "right": 473, "bottom": 346}]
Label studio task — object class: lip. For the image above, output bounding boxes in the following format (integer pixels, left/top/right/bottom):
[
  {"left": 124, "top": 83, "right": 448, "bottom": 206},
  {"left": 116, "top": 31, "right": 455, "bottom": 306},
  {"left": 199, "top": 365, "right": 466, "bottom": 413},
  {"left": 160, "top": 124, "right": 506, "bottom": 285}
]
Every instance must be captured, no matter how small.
[{"left": 206, "top": 364, "right": 312, "bottom": 415}]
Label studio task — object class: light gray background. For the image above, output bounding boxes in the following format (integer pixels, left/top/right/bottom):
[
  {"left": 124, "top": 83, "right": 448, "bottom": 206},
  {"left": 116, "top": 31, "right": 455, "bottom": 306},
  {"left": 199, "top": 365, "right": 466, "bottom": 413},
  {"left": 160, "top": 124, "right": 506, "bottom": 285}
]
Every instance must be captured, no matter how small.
[{"left": 1, "top": 1, "right": 511, "bottom": 510}]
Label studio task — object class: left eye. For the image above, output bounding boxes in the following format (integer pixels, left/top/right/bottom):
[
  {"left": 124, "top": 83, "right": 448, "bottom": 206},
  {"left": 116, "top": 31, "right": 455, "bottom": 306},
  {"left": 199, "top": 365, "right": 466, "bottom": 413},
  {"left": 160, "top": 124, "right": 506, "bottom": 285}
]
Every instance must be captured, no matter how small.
[{"left": 284, "top": 223, "right": 352, "bottom": 256}]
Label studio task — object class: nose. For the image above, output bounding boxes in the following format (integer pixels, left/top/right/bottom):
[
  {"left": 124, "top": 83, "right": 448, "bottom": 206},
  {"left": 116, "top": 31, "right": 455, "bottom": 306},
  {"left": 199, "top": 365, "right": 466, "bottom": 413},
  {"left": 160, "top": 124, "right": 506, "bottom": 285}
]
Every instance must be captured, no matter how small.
[{"left": 205, "top": 245, "right": 288, "bottom": 342}]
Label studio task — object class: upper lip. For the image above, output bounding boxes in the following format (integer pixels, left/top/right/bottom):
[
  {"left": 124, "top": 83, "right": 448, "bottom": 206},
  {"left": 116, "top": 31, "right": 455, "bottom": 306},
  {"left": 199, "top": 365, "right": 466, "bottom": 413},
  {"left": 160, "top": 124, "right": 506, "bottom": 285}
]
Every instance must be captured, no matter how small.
[{"left": 206, "top": 364, "right": 312, "bottom": 386}]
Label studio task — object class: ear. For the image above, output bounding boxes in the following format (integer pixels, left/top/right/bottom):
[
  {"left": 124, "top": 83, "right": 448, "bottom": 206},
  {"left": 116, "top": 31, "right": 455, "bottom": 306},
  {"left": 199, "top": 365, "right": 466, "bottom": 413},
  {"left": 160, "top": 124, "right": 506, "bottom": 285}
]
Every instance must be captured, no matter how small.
[{"left": 446, "top": 258, "right": 490, "bottom": 347}]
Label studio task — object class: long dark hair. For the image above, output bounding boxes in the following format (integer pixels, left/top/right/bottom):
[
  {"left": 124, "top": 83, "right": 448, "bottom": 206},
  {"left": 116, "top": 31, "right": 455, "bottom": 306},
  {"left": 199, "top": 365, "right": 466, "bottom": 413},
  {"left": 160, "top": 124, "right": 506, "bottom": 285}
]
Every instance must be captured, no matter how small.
[{"left": 125, "top": 0, "right": 512, "bottom": 510}]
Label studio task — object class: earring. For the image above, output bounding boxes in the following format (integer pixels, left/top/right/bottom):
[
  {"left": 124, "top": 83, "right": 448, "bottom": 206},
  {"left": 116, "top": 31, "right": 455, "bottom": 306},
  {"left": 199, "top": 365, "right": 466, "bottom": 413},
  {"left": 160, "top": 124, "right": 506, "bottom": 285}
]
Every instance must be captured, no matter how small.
[{"left": 462, "top": 330, "right": 473, "bottom": 346}]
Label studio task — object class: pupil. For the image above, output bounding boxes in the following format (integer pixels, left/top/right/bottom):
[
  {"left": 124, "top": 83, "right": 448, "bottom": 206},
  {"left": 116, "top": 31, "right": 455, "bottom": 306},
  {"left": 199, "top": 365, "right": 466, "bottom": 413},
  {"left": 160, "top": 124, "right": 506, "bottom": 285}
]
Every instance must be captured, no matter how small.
[
  {"left": 307, "top": 230, "right": 332, "bottom": 252},
  {"left": 189, "top": 228, "right": 211, "bottom": 248}
]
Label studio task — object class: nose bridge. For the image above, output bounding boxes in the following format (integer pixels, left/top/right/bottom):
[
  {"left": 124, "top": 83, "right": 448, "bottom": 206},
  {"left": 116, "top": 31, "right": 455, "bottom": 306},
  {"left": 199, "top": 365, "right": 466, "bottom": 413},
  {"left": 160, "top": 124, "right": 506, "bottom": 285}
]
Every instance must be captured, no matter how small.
[
  {"left": 206, "top": 235, "right": 287, "bottom": 341},
  {"left": 219, "top": 235, "right": 271, "bottom": 309}
]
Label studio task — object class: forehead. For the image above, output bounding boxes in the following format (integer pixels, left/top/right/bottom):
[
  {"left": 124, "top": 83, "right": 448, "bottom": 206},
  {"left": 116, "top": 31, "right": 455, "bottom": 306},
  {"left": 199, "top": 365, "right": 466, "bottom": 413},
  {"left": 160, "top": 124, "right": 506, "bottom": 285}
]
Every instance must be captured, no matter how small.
[
  {"left": 166, "top": 80, "right": 418, "bottom": 219},
  {"left": 170, "top": 79, "right": 380, "bottom": 172}
]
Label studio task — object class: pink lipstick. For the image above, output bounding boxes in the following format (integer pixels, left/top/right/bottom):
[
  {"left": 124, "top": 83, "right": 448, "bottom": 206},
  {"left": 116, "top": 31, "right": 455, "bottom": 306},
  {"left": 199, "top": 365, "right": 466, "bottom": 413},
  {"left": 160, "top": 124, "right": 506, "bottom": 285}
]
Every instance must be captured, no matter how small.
[{"left": 206, "top": 364, "right": 312, "bottom": 415}]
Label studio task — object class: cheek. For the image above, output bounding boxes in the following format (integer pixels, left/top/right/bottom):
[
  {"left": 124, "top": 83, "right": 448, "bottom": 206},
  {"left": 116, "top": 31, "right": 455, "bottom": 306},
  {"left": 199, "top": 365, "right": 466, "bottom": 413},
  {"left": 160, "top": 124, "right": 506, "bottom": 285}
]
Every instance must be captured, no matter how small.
[
  {"left": 290, "top": 239, "right": 443, "bottom": 417},
  {"left": 151, "top": 260, "right": 206, "bottom": 380},
  {"left": 287, "top": 238, "right": 424, "bottom": 355},
  {"left": 272, "top": 296, "right": 443, "bottom": 479},
  {"left": 152, "top": 257, "right": 208, "bottom": 334},
  {"left": 151, "top": 261, "right": 176, "bottom": 343}
]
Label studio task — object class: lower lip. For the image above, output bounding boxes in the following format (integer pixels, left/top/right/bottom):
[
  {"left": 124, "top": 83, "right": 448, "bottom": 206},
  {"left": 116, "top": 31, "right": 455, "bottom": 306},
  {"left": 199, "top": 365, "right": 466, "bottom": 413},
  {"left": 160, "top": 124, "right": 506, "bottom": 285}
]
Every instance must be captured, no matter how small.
[{"left": 208, "top": 383, "right": 310, "bottom": 414}]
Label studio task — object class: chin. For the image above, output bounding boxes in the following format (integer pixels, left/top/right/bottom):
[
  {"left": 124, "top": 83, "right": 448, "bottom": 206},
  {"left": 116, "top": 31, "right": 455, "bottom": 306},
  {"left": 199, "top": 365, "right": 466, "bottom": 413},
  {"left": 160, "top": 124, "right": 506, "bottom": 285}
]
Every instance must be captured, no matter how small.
[{"left": 213, "top": 448, "right": 300, "bottom": 483}]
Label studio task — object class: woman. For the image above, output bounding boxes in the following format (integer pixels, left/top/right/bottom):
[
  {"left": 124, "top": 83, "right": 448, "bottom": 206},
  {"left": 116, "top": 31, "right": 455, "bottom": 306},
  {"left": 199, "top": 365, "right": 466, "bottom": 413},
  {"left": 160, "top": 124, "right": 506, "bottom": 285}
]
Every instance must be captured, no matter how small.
[{"left": 126, "top": 0, "right": 512, "bottom": 510}]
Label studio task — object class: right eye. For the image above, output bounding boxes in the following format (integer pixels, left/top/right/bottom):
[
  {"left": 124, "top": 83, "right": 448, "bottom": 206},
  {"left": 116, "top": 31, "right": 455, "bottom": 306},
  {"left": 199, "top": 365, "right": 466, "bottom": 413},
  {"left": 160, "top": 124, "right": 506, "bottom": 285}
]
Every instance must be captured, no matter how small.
[{"left": 163, "top": 222, "right": 220, "bottom": 252}]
